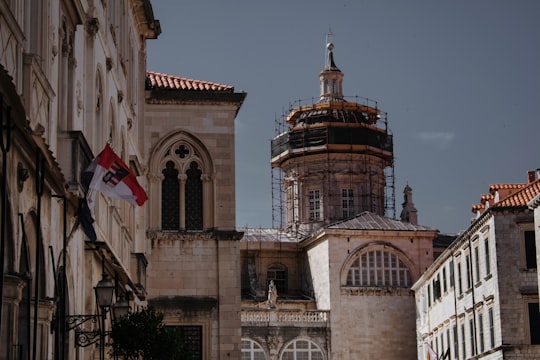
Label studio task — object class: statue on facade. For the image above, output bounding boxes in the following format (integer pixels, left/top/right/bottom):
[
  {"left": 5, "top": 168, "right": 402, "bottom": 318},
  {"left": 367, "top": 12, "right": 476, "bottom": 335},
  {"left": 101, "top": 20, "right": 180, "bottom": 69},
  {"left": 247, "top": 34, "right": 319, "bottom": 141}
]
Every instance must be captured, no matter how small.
[{"left": 267, "top": 280, "right": 278, "bottom": 309}]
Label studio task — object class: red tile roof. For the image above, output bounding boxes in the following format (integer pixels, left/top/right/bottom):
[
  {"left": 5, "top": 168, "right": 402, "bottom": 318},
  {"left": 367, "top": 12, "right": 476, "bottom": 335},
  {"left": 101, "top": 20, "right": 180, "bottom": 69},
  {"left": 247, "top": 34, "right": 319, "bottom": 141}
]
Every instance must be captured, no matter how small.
[
  {"left": 489, "top": 183, "right": 527, "bottom": 192},
  {"left": 146, "top": 71, "right": 234, "bottom": 92},
  {"left": 493, "top": 179, "right": 540, "bottom": 208},
  {"left": 471, "top": 181, "right": 538, "bottom": 214}
]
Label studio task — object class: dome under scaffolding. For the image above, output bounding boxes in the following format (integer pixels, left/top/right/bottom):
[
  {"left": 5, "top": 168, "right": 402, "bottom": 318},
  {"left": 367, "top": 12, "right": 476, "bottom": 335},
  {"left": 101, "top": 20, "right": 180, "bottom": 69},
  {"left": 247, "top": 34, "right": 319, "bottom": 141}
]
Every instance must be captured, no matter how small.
[{"left": 271, "top": 43, "right": 395, "bottom": 234}]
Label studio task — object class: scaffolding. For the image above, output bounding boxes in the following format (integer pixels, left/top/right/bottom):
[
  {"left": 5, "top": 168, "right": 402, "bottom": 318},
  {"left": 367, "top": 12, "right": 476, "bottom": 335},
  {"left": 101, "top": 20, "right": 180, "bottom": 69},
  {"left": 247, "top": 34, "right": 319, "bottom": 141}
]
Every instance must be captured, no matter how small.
[{"left": 271, "top": 96, "right": 396, "bottom": 232}]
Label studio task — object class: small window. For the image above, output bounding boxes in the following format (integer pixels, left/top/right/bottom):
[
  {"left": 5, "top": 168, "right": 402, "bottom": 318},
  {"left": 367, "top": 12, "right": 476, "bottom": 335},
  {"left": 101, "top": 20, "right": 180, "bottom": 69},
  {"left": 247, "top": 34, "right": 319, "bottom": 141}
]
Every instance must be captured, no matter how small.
[
  {"left": 341, "top": 188, "right": 354, "bottom": 218},
  {"left": 449, "top": 261, "right": 454, "bottom": 288},
  {"left": 453, "top": 325, "right": 458, "bottom": 359},
  {"left": 457, "top": 262, "right": 463, "bottom": 295},
  {"left": 469, "top": 319, "right": 475, "bottom": 356},
  {"left": 478, "top": 313, "right": 485, "bottom": 353},
  {"left": 433, "top": 275, "right": 441, "bottom": 300},
  {"left": 528, "top": 303, "right": 540, "bottom": 344},
  {"left": 488, "top": 308, "right": 495, "bottom": 348},
  {"left": 465, "top": 255, "right": 471, "bottom": 289},
  {"left": 442, "top": 267, "right": 447, "bottom": 293},
  {"left": 524, "top": 231, "right": 537, "bottom": 269},
  {"left": 309, "top": 189, "right": 321, "bottom": 221},
  {"left": 174, "top": 325, "right": 203, "bottom": 360},
  {"left": 474, "top": 247, "right": 480, "bottom": 283},
  {"left": 485, "top": 238, "right": 491, "bottom": 275},
  {"left": 460, "top": 324, "right": 466, "bottom": 359},
  {"left": 267, "top": 264, "right": 288, "bottom": 295}
]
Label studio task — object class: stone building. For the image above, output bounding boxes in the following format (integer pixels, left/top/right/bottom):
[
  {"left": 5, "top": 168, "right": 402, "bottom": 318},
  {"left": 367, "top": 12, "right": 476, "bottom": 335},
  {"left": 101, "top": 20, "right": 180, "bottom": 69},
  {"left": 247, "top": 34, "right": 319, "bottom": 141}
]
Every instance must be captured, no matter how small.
[
  {"left": 0, "top": 0, "right": 159, "bottom": 359},
  {"left": 413, "top": 174, "right": 540, "bottom": 360},
  {"left": 239, "top": 42, "right": 440, "bottom": 360},
  {"left": 143, "top": 71, "right": 246, "bottom": 359}
]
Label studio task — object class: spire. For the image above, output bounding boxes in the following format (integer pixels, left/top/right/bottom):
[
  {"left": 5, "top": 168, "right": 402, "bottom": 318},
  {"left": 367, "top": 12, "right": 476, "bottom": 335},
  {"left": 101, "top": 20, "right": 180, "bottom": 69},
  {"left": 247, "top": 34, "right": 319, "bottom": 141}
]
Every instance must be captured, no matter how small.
[
  {"left": 319, "top": 30, "right": 344, "bottom": 101},
  {"left": 400, "top": 184, "right": 418, "bottom": 225}
]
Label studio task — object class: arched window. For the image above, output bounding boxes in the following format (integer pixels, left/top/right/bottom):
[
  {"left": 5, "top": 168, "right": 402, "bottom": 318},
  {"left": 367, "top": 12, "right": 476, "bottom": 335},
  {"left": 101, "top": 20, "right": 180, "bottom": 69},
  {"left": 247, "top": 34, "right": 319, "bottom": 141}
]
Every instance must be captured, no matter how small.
[
  {"left": 267, "top": 263, "right": 288, "bottom": 295},
  {"left": 241, "top": 339, "right": 267, "bottom": 360},
  {"left": 280, "top": 339, "right": 325, "bottom": 360},
  {"left": 346, "top": 249, "right": 411, "bottom": 287},
  {"left": 154, "top": 137, "right": 210, "bottom": 231}
]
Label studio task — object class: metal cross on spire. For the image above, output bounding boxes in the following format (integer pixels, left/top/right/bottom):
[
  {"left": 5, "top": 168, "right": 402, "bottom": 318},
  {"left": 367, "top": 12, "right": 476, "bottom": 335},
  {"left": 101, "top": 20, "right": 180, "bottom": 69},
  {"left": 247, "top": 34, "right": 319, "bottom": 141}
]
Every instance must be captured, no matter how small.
[{"left": 325, "top": 27, "right": 334, "bottom": 68}]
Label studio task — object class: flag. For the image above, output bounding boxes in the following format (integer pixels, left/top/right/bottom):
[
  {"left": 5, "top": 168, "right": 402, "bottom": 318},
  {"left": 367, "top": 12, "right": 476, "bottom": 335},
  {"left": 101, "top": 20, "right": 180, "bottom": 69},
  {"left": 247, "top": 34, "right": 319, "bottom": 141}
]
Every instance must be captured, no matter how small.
[
  {"left": 78, "top": 197, "right": 97, "bottom": 242},
  {"left": 425, "top": 343, "right": 438, "bottom": 360},
  {"left": 86, "top": 144, "right": 148, "bottom": 207}
]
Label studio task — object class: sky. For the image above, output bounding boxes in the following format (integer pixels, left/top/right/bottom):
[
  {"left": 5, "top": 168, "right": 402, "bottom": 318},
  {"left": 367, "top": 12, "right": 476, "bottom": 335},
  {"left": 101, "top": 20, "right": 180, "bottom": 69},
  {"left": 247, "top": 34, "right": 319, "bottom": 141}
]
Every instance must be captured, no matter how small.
[{"left": 147, "top": 1, "right": 540, "bottom": 235}]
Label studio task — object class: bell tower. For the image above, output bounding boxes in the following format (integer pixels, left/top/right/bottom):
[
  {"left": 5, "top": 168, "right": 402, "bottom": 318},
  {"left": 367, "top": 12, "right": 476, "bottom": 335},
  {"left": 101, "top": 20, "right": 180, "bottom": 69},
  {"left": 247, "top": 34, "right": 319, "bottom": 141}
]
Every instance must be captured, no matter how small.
[{"left": 271, "top": 39, "right": 395, "bottom": 234}]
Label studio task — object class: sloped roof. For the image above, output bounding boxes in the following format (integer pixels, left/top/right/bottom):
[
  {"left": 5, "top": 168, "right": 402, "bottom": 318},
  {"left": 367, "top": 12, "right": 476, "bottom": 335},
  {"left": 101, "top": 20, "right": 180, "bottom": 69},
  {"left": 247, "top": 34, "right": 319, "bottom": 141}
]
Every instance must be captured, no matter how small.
[
  {"left": 326, "top": 211, "right": 435, "bottom": 231},
  {"left": 240, "top": 227, "right": 299, "bottom": 243},
  {"left": 493, "top": 179, "right": 540, "bottom": 208},
  {"left": 146, "top": 71, "right": 234, "bottom": 92}
]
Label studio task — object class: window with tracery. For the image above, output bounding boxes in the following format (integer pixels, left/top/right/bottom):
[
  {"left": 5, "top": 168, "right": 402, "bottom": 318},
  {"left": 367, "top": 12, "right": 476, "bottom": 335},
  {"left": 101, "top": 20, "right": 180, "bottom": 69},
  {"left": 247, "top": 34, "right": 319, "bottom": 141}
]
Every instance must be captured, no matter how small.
[
  {"left": 241, "top": 339, "right": 267, "bottom": 360},
  {"left": 280, "top": 339, "right": 324, "bottom": 360},
  {"left": 159, "top": 141, "right": 205, "bottom": 231},
  {"left": 346, "top": 250, "right": 411, "bottom": 287}
]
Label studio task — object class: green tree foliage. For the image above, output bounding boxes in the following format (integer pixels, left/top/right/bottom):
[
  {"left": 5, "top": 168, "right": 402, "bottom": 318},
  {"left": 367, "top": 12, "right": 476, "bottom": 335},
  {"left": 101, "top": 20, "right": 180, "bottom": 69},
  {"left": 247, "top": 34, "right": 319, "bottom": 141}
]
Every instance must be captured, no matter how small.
[{"left": 110, "top": 307, "right": 189, "bottom": 359}]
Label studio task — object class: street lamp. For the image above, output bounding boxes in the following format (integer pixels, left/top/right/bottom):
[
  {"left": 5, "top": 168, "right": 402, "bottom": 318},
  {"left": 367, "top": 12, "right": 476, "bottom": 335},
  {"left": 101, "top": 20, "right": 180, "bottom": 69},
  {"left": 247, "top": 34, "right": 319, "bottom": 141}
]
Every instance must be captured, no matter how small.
[
  {"left": 65, "top": 272, "right": 130, "bottom": 360},
  {"left": 112, "top": 293, "right": 130, "bottom": 319},
  {"left": 95, "top": 273, "right": 114, "bottom": 360}
]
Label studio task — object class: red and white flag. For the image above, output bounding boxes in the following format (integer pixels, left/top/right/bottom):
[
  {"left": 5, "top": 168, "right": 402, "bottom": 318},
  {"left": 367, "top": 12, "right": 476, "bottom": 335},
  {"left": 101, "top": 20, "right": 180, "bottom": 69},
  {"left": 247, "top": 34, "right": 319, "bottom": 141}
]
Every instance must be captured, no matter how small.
[
  {"left": 424, "top": 343, "right": 438, "bottom": 360},
  {"left": 86, "top": 144, "right": 147, "bottom": 207}
]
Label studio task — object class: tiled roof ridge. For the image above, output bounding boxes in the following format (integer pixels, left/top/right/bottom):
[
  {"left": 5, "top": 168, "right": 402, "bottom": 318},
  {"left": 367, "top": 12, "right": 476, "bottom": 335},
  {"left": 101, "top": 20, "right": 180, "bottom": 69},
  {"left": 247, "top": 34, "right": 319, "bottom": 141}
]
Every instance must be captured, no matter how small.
[
  {"left": 492, "top": 178, "right": 540, "bottom": 208},
  {"left": 488, "top": 183, "right": 527, "bottom": 192},
  {"left": 146, "top": 70, "right": 234, "bottom": 92}
]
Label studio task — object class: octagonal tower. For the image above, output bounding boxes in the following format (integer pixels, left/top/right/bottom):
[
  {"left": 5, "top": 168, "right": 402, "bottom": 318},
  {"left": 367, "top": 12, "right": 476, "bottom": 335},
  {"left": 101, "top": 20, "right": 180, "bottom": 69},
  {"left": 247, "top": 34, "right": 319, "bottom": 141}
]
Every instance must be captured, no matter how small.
[{"left": 271, "top": 42, "right": 395, "bottom": 235}]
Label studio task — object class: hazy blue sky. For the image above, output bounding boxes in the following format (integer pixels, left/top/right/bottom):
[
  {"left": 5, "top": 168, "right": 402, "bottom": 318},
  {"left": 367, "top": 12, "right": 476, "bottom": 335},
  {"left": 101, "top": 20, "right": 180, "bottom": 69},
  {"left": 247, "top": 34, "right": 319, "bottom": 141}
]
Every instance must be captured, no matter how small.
[{"left": 147, "top": 1, "right": 540, "bottom": 234}]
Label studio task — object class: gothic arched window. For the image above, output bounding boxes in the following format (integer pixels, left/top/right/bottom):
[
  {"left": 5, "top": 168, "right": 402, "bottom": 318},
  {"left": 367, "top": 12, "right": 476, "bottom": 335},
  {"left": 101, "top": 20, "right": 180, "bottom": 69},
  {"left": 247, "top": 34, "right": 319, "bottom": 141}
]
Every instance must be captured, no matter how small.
[
  {"left": 154, "top": 137, "right": 210, "bottom": 232},
  {"left": 346, "top": 249, "right": 411, "bottom": 287}
]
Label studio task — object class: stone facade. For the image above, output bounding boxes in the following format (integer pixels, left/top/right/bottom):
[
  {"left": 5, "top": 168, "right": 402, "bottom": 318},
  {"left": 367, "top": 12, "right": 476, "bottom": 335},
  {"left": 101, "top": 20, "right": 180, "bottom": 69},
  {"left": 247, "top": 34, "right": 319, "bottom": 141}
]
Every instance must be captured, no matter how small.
[
  {"left": 413, "top": 178, "right": 540, "bottom": 360},
  {"left": 0, "top": 1, "right": 159, "bottom": 359},
  {"left": 143, "top": 73, "right": 246, "bottom": 359}
]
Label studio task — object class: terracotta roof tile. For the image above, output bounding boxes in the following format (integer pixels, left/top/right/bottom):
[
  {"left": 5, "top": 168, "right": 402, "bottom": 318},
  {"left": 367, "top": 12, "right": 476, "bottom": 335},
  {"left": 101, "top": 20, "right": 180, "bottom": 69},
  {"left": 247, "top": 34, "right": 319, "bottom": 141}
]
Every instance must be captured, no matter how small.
[
  {"left": 493, "top": 179, "right": 540, "bottom": 208},
  {"left": 480, "top": 194, "right": 494, "bottom": 202},
  {"left": 146, "top": 71, "right": 234, "bottom": 92},
  {"left": 489, "top": 183, "right": 527, "bottom": 192}
]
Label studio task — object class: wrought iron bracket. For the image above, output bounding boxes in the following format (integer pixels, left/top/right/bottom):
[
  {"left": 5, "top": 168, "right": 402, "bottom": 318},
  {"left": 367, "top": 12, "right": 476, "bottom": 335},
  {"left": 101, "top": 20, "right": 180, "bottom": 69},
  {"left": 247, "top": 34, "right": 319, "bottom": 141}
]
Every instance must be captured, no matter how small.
[{"left": 66, "top": 314, "right": 99, "bottom": 331}]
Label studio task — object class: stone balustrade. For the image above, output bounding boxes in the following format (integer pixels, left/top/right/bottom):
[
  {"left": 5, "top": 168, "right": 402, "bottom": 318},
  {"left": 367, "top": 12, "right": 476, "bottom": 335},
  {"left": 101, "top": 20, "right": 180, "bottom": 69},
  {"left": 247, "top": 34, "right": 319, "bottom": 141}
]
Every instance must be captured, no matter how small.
[{"left": 241, "top": 309, "right": 329, "bottom": 327}]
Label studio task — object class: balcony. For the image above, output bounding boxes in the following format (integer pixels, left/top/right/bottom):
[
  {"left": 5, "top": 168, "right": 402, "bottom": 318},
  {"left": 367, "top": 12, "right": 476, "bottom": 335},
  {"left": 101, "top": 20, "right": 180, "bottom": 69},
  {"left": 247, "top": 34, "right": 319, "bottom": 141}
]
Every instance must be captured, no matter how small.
[{"left": 241, "top": 309, "right": 329, "bottom": 328}]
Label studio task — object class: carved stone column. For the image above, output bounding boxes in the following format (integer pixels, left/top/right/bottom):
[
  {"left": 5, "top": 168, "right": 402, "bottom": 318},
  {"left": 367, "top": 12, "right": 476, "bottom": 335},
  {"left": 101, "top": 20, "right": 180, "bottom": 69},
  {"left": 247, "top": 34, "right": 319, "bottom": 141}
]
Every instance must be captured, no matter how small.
[{"left": 179, "top": 174, "right": 187, "bottom": 230}]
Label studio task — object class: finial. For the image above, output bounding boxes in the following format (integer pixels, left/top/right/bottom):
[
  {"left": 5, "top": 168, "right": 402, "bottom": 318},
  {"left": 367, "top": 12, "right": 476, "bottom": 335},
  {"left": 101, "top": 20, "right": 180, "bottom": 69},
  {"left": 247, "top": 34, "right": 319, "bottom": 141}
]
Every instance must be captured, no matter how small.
[{"left": 325, "top": 27, "right": 334, "bottom": 67}]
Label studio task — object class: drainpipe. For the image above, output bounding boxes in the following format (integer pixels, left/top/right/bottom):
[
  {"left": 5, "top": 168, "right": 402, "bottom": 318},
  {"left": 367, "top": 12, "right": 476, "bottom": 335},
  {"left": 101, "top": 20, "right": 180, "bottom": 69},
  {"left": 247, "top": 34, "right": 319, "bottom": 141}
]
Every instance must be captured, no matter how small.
[
  {"left": 32, "top": 153, "right": 45, "bottom": 360},
  {"left": 0, "top": 96, "right": 12, "bottom": 333}
]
